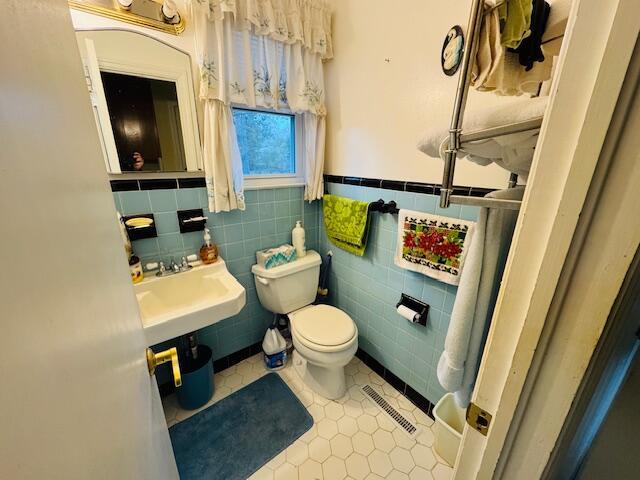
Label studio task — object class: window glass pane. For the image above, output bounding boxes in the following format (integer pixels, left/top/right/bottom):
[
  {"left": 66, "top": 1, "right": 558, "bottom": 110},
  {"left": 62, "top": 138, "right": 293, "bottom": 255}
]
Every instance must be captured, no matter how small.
[{"left": 232, "top": 108, "right": 295, "bottom": 176}]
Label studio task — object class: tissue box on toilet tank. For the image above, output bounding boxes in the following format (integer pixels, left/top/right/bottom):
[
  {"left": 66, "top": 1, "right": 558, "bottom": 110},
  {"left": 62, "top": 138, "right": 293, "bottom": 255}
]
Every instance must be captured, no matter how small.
[{"left": 256, "top": 244, "right": 297, "bottom": 269}]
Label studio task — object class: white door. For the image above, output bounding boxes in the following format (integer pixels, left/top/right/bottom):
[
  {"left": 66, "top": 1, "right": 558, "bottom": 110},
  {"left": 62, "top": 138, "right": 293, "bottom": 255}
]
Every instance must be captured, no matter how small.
[
  {"left": 453, "top": 0, "right": 640, "bottom": 478},
  {"left": 0, "top": 1, "right": 178, "bottom": 478}
]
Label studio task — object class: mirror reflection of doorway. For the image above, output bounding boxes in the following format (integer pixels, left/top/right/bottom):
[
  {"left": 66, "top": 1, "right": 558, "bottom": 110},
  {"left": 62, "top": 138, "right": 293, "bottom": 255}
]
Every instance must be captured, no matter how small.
[{"left": 100, "top": 72, "right": 186, "bottom": 172}]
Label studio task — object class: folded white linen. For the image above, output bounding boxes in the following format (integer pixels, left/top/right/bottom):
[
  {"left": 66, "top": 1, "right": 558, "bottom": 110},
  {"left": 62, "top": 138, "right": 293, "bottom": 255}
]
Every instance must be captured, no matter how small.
[{"left": 418, "top": 96, "right": 548, "bottom": 176}]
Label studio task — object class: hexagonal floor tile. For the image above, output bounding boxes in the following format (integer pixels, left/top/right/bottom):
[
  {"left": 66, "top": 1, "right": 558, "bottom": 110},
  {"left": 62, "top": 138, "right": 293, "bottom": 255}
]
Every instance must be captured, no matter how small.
[
  {"left": 364, "top": 474, "right": 385, "bottom": 480},
  {"left": 299, "top": 458, "right": 323, "bottom": 480},
  {"left": 352, "top": 431, "right": 375, "bottom": 456},
  {"left": 219, "top": 365, "right": 237, "bottom": 377},
  {"left": 416, "top": 428, "right": 435, "bottom": 447},
  {"left": 409, "top": 466, "right": 435, "bottom": 480},
  {"left": 414, "top": 409, "right": 435, "bottom": 428},
  {"left": 330, "top": 433, "right": 354, "bottom": 459},
  {"left": 345, "top": 452, "right": 370, "bottom": 480},
  {"left": 273, "top": 462, "right": 298, "bottom": 480},
  {"left": 322, "top": 456, "right": 347, "bottom": 479},
  {"left": 375, "top": 412, "right": 397, "bottom": 432},
  {"left": 307, "top": 404, "right": 325, "bottom": 422},
  {"left": 372, "top": 429, "right": 395, "bottom": 453},
  {"left": 236, "top": 361, "right": 254, "bottom": 376},
  {"left": 317, "top": 418, "right": 339, "bottom": 439},
  {"left": 432, "top": 463, "right": 453, "bottom": 480},
  {"left": 387, "top": 470, "right": 410, "bottom": 480},
  {"left": 223, "top": 374, "right": 243, "bottom": 389},
  {"left": 163, "top": 351, "right": 447, "bottom": 480},
  {"left": 286, "top": 441, "right": 309, "bottom": 466},
  {"left": 343, "top": 399, "right": 365, "bottom": 418},
  {"left": 369, "top": 372, "right": 385, "bottom": 385},
  {"left": 308, "top": 436, "right": 331, "bottom": 463},
  {"left": 356, "top": 414, "right": 378, "bottom": 434},
  {"left": 410, "top": 444, "right": 436, "bottom": 470},
  {"left": 353, "top": 372, "right": 370, "bottom": 385},
  {"left": 266, "top": 450, "right": 286, "bottom": 470},
  {"left": 299, "top": 424, "right": 318, "bottom": 444},
  {"left": 248, "top": 466, "right": 273, "bottom": 480},
  {"left": 381, "top": 383, "right": 400, "bottom": 397},
  {"left": 326, "top": 402, "right": 345, "bottom": 420},
  {"left": 357, "top": 362, "right": 373, "bottom": 374},
  {"left": 313, "top": 392, "right": 330, "bottom": 406},
  {"left": 348, "top": 385, "right": 366, "bottom": 402},
  {"left": 345, "top": 361, "right": 359, "bottom": 376},
  {"left": 389, "top": 447, "right": 415, "bottom": 473},
  {"left": 368, "top": 449, "right": 393, "bottom": 477},
  {"left": 337, "top": 416, "right": 359, "bottom": 437},
  {"left": 392, "top": 427, "right": 417, "bottom": 450},
  {"left": 297, "top": 389, "right": 315, "bottom": 407}
]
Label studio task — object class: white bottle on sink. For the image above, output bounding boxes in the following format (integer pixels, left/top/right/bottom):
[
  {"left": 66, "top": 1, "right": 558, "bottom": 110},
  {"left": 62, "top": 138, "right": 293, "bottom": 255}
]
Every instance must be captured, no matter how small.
[{"left": 292, "top": 220, "right": 306, "bottom": 258}]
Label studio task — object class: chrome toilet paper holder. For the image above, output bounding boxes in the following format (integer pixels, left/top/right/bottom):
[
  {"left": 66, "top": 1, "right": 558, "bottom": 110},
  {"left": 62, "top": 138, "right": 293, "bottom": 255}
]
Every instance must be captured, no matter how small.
[{"left": 396, "top": 294, "right": 429, "bottom": 326}]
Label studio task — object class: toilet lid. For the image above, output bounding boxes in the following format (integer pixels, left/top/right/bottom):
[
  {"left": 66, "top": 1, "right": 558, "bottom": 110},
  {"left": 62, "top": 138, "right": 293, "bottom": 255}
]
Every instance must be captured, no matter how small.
[{"left": 291, "top": 305, "right": 356, "bottom": 347}]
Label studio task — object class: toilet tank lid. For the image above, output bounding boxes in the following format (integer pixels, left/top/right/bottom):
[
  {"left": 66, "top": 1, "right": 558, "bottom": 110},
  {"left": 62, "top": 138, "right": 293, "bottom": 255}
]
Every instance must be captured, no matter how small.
[{"left": 251, "top": 250, "right": 321, "bottom": 279}]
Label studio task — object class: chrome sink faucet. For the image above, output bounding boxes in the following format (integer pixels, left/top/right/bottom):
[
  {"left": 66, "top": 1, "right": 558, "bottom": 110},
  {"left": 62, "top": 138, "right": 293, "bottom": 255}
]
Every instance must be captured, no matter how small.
[{"left": 156, "top": 257, "right": 193, "bottom": 277}]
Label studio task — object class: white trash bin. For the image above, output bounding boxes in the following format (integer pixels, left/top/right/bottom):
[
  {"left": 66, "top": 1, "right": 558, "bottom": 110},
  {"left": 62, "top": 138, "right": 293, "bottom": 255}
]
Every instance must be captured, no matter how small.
[{"left": 433, "top": 393, "right": 466, "bottom": 466}]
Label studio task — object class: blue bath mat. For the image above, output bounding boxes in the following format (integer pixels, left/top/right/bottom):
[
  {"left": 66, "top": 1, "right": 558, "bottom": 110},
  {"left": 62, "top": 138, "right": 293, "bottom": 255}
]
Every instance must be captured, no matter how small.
[{"left": 169, "top": 373, "right": 312, "bottom": 480}]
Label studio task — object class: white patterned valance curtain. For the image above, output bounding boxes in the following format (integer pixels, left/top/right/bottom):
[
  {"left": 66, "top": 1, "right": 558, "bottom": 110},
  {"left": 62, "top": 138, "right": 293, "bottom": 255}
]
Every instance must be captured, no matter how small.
[{"left": 191, "top": 0, "right": 331, "bottom": 211}]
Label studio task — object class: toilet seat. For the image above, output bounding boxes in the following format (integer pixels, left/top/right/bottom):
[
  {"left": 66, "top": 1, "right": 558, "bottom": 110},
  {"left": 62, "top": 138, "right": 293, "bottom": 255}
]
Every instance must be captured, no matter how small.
[{"left": 290, "top": 305, "right": 357, "bottom": 353}]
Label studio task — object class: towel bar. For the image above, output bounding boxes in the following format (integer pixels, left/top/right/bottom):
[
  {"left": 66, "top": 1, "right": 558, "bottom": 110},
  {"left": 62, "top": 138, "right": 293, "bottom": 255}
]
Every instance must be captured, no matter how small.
[{"left": 369, "top": 199, "right": 399, "bottom": 214}]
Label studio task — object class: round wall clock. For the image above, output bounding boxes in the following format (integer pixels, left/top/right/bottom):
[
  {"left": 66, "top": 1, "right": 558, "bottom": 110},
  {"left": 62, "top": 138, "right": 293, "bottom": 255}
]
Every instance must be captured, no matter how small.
[{"left": 441, "top": 26, "right": 464, "bottom": 76}]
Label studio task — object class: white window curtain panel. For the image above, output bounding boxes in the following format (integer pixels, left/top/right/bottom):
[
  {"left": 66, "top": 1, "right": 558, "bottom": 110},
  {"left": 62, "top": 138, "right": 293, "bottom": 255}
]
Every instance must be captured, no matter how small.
[{"left": 191, "top": 0, "right": 332, "bottom": 211}]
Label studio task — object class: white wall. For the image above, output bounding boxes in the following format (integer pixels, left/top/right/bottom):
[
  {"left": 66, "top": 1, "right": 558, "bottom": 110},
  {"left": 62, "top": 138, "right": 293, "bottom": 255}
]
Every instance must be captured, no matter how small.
[
  {"left": 72, "top": 1, "right": 513, "bottom": 188},
  {"left": 324, "top": 0, "right": 512, "bottom": 188}
]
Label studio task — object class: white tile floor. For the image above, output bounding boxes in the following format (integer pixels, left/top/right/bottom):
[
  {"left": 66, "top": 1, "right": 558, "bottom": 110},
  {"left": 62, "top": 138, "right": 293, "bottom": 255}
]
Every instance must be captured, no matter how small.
[{"left": 162, "top": 354, "right": 453, "bottom": 480}]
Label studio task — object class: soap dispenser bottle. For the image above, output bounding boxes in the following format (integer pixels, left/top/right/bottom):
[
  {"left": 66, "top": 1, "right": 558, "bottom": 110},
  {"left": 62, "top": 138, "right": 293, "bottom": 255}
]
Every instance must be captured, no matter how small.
[
  {"left": 292, "top": 220, "right": 306, "bottom": 258},
  {"left": 199, "top": 227, "right": 218, "bottom": 264}
]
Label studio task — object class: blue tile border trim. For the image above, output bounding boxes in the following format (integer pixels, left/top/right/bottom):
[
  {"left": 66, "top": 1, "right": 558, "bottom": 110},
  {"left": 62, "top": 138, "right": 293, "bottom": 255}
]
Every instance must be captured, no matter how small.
[{"left": 324, "top": 174, "right": 495, "bottom": 198}]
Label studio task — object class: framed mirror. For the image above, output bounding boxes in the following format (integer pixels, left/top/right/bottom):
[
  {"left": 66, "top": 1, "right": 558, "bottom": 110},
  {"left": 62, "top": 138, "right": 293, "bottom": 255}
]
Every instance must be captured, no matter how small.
[{"left": 75, "top": 29, "right": 202, "bottom": 174}]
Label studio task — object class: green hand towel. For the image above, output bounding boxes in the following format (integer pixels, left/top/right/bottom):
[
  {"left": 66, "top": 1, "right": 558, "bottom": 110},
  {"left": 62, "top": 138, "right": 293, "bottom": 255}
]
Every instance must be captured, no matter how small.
[
  {"left": 499, "top": 0, "right": 533, "bottom": 49},
  {"left": 323, "top": 194, "right": 371, "bottom": 256}
]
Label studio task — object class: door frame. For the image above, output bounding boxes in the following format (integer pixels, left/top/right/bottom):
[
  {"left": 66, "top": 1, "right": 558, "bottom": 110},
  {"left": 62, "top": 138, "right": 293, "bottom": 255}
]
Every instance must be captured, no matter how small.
[
  {"left": 453, "top": 0, "right": 640, "bottom": 477},
  {"left": 542, "top": 247, "right": 640, "bottom": 479}
]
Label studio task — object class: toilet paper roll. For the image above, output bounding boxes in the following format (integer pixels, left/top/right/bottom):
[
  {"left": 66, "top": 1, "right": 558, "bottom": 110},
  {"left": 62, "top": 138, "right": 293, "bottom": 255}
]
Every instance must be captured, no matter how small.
[{"left": 397, "top": 305, "right": 419, "bottom": 323}]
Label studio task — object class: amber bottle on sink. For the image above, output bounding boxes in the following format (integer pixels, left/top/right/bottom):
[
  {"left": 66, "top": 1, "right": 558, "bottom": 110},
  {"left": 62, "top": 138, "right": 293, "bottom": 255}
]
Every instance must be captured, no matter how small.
[{"left": 199, "top": 227, "right": 218, "bottom": 264}]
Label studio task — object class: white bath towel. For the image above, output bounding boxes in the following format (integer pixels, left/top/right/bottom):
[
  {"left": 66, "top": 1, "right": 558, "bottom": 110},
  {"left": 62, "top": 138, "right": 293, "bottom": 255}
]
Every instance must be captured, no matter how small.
[
  {"left": 418, "top": 96, "right": 548, "bottom": 178},
  {"left": 437, "top": 187, "right": 525, "bottom": 407}
]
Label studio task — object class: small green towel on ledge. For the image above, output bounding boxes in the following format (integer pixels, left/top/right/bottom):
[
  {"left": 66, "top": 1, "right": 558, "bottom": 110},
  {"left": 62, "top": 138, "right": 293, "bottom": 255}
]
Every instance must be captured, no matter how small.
[{"left": 323, "top": 194, "right": 371, "bottom": 256}]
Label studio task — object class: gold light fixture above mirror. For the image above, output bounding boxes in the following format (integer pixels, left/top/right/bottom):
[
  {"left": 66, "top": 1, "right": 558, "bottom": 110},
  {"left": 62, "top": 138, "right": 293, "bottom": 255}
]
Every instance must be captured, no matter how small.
[{"left": 69, "top": 0, "right": 185, "bottom": 35}]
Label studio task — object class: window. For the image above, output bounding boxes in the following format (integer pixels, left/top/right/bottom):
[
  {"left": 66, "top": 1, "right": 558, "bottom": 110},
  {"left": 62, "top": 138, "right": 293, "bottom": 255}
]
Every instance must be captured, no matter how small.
[{"left": 232, "top": 108, "right": 296, "bottom": 177}]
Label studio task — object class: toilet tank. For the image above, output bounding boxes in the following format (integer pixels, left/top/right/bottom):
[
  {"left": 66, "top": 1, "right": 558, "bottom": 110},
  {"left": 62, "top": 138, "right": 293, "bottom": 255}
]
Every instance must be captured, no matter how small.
[{"left": 251, "top": 250, "right": 322, "bottom": 314}]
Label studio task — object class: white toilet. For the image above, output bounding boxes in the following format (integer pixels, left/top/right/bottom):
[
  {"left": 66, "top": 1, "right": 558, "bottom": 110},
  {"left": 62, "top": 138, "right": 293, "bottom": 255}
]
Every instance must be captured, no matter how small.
[{"left": 251, "top": 250, "right": 358, "bottom": 399}]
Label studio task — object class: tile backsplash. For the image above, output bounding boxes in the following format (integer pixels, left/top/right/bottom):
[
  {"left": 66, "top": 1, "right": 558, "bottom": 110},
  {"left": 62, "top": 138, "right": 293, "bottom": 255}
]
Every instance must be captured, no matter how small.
[
  {"left": 113, "top": 178, "right": 477, "bottom": 405},
  {"left": 319, "top": 181, "right": 480, "bottom": 404},
  {"left": 112, "top": 183, "right": 320, "bottom": 360}
]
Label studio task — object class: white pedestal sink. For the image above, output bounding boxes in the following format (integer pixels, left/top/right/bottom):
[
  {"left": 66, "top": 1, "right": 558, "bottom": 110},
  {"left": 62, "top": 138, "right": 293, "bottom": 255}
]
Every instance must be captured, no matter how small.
[{"left": 134, "top": 258, "right": 245, "bottom": 346}]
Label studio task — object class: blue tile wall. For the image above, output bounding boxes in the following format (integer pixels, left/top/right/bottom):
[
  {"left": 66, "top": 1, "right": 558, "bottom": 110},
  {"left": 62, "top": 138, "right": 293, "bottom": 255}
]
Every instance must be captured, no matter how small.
[
  {"left": 317, "top": 182, "right": 480, "bottom": 404},
  {"left": 114, "top": 185, "right": 319, "bottom": 361}
]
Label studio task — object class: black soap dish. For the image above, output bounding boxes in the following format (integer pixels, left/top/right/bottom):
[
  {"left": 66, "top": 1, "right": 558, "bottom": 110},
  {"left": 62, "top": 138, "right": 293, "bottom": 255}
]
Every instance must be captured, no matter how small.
[
  {"left": 123, "top": 213, "right": 157, "bottom": 241},
  {"left": 178, "top": 208, "right": 207, "bottom": 233}
]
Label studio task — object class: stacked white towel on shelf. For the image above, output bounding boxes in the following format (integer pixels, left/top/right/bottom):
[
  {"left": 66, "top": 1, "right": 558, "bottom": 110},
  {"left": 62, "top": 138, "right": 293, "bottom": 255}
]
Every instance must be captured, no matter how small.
[
  {"left": 418, "top": 96, "right": 548, "bottom": 179},
  {"left": 437, "top": 186, "right": 525, "bottom": 408}
]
